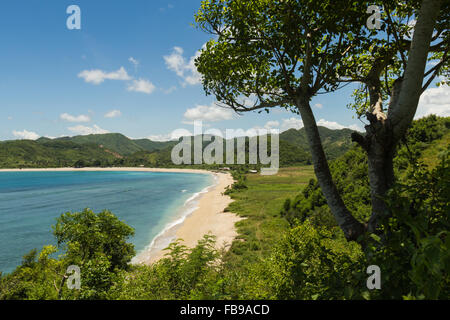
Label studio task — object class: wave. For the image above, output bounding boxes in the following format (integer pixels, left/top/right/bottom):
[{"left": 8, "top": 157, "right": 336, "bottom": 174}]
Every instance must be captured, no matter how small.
[{"left": 132, "top": 173, "right": 218, "bottom": 264}]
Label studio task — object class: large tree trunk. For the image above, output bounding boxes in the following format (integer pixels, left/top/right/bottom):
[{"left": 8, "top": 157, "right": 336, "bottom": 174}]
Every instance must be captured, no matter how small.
[
  {"left": 365, "top": 125, "right": 395, "bottom": 232},
  {"left": 355, "top": 0, "right": 442, "bottom": 232},
  {"left": 296, "top": 97, "right": 365, "bottom": 240}
]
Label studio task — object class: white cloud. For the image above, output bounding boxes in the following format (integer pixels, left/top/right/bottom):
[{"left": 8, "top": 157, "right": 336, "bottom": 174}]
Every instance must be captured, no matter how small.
[
  {"left": 415, "top": 85, "right": 450, "bottom": 119},
  {"left": 164, "top": 46, "right": 202, "bottom": 86},
  {"left": 264, "top": 120, "right": 280, "bottom": 130},
  {"left": 281, "top": 118, "right": 304, "bottom": 131},
  {"left": 13, "top": 129, "right": 40, "bottom": 140},
  {"left": 317, "top": 119, "right": 347, "bottom": 130},
  {"left": 104, "top": 110, "right": 122, "bottom": 118},
  {"left": 277, "top": 117, "right": 362, "bottom": 132},
  {"left": 78, "top": 67, "right": 131, "bottom": 85},
  {"left": 68, "top": 124, "right": 109, "bottom": 135},
  {"left": 60, "top": 113, "right": 91, "bottom": 123},
  {"left": 145, "top": 127, "right": 193, "bottom": 141},
  {"left": 164, "top": 47, "right": 185, "bottom": 77},
  {"left": 348, "top": 124, "right": 363, "bottom": 131},
  {"left": 183, "top": 103, "right": 234, "bottom": 123},
  {"left": 146, "top": 134, "right": 173, "bottom": 142},
  {"left": 162, "top": 86, "right": 177, "bottom": 94},
  {"left": 128, "top": 57, "right": 139, "bottom": 67},
  {"left": 317, "top": 119, "right": 363, "bottom": 131},
  {"left": 127, "top": 79, "right": 156, "bottom": 94}
]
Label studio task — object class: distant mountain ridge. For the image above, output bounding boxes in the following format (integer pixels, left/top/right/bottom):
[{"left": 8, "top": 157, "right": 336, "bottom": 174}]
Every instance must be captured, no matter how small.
[
  {"left": 37, "top": 126, "right": 354, "bottom": 157},
  {"left": 39, "top": 133, "right": 177, "bottom": 156},
  {"left": 0, "top": 126, "right": 358, "bottom": 168}
]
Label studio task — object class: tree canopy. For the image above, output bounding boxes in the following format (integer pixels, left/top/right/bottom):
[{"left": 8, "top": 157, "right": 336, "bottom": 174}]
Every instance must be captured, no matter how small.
[{"left": 194, "top": 0, "right": 449, "bottom": 240}]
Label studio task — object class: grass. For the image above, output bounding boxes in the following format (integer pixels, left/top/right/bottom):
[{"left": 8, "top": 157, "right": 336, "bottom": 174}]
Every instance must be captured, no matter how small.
[{"left": 224, "top": 166, "right": 315, "bottom": 264}]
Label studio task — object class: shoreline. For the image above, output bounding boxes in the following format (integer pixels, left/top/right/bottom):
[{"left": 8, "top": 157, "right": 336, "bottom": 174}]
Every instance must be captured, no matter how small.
[
  {"left": 1, "top": 167, "right": 243, "bottom": 266},
  {"left": 133, "top": 171, "right": 243, "bottom": 265},
  {"left": 0, "top": 167, "right": 212, "bottom": 174}
]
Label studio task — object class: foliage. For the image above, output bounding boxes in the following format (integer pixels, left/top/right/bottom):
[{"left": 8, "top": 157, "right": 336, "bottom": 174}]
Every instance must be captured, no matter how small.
[
  {"left": 254, "top": 220, "right": 364, "bottom": 299},
  {"left": 0, "top": 139, "right": 118, "bottom": 168},
  {"left": 0, "top": 209, "right": 135, "bottom": 300},
  {"left": 110, "top": 235, "right": 223, "bottom": 300},
  {"left": 364, "top": 151, "right": 450, "bottom": 299},
  {"left": 224, "top": 170, "right": 248, "bottom": 195},
  {"left": 53, "top": 209, "right": 135, "bottom": 271},
  {"left": 395, "top": 115, "right": 450, "bottom": 173},
  {"left": 278, "top": 116, "right": 450, "bottom": 299},
  {"left": 281, "top": 146, "right": 371, "bottom": 225},
  {"left": 0, "top": 246, "right": 62, "bottom": 300}
]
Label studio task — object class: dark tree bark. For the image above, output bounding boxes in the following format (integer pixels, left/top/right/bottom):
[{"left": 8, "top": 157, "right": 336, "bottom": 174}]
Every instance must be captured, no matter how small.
[
  {"left": 364, "top": 120, "right": 395, "bottom": 233},
  {"left": 296, "top": 97, "right": 365, "bottom": 240}
]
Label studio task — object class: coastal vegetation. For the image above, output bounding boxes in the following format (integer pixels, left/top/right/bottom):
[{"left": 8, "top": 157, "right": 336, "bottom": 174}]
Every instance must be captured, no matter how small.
[
  {"left": 1, "top": 115, "right": 448, "bottom": 300},
  {"left": 0, "top": 0, "right": 448, "bottom": 301}
]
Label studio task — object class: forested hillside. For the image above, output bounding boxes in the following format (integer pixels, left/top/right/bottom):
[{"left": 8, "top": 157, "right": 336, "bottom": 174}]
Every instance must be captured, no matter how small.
[
  {"left": 50, "top": 133, "right": 177, "bottom": 155},
  {"left": 0, "top": 140, "right": 118, "bottom": 168},
  {"left": 280, "top": 127, "right": 355, "bottom": 160},
  {"left": 0, "top": 126, "right": 355, "bottom": 168}
]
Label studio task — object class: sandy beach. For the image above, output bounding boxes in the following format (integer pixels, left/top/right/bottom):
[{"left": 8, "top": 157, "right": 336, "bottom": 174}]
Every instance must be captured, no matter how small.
[
  {"left": 133, "top": 170, "right": 243, "bottom": 265},
  {"left": 0, "top": 167, "right": 243, "bottom": 265}
]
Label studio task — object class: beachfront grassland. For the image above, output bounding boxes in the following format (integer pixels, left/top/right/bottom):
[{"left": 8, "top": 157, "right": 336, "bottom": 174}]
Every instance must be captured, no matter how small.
[{"left": 225, "top": 165, "right": 315, "bottom": 264}]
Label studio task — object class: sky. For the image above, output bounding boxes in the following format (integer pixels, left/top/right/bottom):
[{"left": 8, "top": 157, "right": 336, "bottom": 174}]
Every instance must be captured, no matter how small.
[{"left": 0, "top": 0, "right": 448, "bottom": 141}]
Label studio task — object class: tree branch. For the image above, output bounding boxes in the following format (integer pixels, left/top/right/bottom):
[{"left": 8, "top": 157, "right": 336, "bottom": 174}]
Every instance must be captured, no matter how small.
[
  {"left": 391, "top": 0, "right": 443, "bottom": 141},
  {"left": 421, "top": 49, "right": 448, "bottom": 93},
  {"left": 351, "top": 132, "right": 369, "bottom": 151}
]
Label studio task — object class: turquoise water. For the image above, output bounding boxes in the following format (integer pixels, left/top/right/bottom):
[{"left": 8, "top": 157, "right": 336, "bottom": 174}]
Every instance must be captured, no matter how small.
[{"left": 0, "top": 171, "right": 213, "bottom": 274}]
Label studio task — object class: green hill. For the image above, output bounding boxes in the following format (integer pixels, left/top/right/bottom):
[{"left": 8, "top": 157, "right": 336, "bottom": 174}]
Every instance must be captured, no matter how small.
[
  {"left": 0, "top": 126, "right": 358, "bottom": 168},
  {"left": 0, "top": 139, "right": 117, "bottom": 168},
  {"left": 133, "top": 139, "right": 178, "bottom": 152},
  {"left": 279, "top": 126, "right": 355, "bottom": 160},
  {"left": 47, "top": 133, "right": 177, "bottom": 156},
  {"left": 52, "top": 133, "right": 144, "bottom": 156}
]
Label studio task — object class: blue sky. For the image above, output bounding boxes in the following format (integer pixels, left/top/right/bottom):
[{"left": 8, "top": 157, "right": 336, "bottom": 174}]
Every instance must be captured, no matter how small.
[{"left": 0, "top": 0, "right": 446, "bottom": 141}]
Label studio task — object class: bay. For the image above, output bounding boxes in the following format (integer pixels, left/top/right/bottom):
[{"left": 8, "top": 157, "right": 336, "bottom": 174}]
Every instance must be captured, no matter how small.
[{"left": 0, "top": 171, "right": 213, "bottom": 274}]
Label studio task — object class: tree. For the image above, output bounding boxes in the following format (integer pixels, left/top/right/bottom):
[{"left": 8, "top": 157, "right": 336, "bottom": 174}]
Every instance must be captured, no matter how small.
[
  {"left": 344, "top": 0, "right": 448, "bottom": 233},
  {"left": 194, "top": 0, "right": 448, "bottom": 240},
  {"left": 53, "top": 208, "right": 135, "bottom": 271},
  {"left": 74, "top": 159, "right": 85, "bottom": 168}
]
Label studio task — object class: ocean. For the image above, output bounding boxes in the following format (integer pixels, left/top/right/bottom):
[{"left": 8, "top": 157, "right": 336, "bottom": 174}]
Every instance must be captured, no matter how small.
[{"left": 0, "top": 170, "right": 214, "bottom": 274}]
